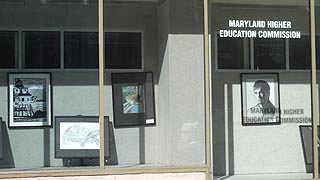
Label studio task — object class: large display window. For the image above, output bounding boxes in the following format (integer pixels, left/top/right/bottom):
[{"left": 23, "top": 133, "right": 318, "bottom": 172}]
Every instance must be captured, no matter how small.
[
  {"left": 0, "top": 0, "right": 208, "bottom": 179},
  {"left": 211, "top": 0, "right": 317, "bottom": 179}
]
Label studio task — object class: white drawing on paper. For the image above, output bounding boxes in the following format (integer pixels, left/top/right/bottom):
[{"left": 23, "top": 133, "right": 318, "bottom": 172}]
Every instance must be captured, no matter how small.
[{"left": 60, "top": 122, "right": 100, "bottom": 150}]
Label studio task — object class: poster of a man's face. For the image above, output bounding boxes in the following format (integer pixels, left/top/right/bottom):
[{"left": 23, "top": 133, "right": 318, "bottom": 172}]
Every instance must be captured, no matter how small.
[{"left": 241, "top": 73, "right": 280, "bottom": 125}]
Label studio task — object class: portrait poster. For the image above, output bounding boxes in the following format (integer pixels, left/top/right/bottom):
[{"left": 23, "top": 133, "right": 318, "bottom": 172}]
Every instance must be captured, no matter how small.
[
  {"left": 8, "top": 73, "right": 52, "bottom": 128},
  {"left": 111, "top": 72, "right": 156, "bottom": 128},
  {"left": 241, "top": 73, "right": 280, "bottom": 125}
]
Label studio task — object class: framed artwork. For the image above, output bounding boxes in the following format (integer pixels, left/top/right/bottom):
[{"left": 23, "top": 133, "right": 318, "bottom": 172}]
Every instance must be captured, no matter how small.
[
  {"left": 55, "top": 116, "right": 110, "bottom": 158},
  {"left": 241, "top": 73, "right": 281, "bottom": 125},
  {"left": 8, "top": 73, "right": 52, "bottom": 128},
  {"left": 111, "top": 72, "right": 156, "bottom": 128}
]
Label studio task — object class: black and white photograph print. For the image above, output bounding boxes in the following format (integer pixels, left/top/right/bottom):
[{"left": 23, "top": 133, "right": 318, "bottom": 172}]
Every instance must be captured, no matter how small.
[
  {"left": 241, "top": 73, "right": 280, "bottom": 125},
  {"left": 8, "top": 73, "right": 52, "bottom": 128}
]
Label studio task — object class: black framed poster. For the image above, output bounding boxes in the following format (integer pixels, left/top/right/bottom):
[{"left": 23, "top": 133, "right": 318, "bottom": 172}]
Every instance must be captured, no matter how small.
[
  {"left": 8, "top": 73, "right": 52, "bottom": 128},
  {"left": 111, "top": 72, "right": 156, "bottom": 128},
  {"left": 241, "top": 73, "right": 281, "bottom": 125}
]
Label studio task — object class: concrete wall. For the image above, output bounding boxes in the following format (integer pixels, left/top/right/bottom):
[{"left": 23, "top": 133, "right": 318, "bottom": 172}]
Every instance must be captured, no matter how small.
[{"left": 0, "top": 0, "right": 206, "bottom": 170}]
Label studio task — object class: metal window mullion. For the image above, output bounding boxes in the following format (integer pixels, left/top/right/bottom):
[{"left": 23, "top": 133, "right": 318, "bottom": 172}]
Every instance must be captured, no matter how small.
[
  {"left": 203, "top": 0, "right": 212, "bottom": 179},
  {"left": 18, "top": 30, "right": 23, "bottom": 69},
  {"left": 98, "top": 0, "right": 105, "bottom": 169},
  {"left": 250, "top": 38, "right": 254, "bottom": 70},
  {"left": 285, "top": 39, "right": 289, "bottom": 70},
  {"left": 60, "top": 31, "right": 64, "bottom": 69},
  {"left": 310, "top": 0, "right": 318, "bottom": 179}
]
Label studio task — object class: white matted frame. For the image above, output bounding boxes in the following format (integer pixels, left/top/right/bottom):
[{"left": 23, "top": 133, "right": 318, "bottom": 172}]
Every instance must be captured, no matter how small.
[
  {"left": 241, "top": 73, "right": 281, "bottom": 125},
  {"left": 8, "top": 72, "right": 52, "bottom": 128}
]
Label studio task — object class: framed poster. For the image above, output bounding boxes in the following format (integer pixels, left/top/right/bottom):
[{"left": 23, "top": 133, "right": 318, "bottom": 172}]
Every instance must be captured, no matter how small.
[
  {"left": 111, "top": 72, "right": 156, "bottom": 128},
  {"left": 8, "top": 73, "right": 52, "bottom": 128},
  {"left": 55, "top": 116, "right": 110, "bottom": 158},
  {"left": 241, "top": 73, "right": 280, "bottom": 125}
]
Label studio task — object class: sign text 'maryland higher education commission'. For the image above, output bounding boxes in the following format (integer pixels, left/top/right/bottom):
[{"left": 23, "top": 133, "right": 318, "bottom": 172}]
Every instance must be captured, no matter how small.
[{"left": 219, "top": 20, "right": 301, "bottom": 39}]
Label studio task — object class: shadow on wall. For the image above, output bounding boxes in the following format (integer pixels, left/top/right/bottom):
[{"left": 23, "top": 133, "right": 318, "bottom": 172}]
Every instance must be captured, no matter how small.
[
  {"left": 0, "top": 120, "right": 15, "bottom": 168},
  {"left": 61, "top": 122, "right": 118, "bottom": 167}
]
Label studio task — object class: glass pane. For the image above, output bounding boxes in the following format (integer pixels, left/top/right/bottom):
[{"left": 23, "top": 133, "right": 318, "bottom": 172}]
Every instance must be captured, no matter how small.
[
  {"left": 289, "top": 35, "right": 310, "bottom": 69},
  {"left": 64, "top": 32, "right": 98, "bottom": 69},
  {"left": 0, "top": 0, "right": 100, "bottom": 173},
  {"left": 24, "top": 31, "right": 60, "bottom": 69},
  {"left": 254, "top": 38, "right": 286, "bottom": 69},
  {"left": 217, "top": 37, "right": 249, "bottom": 69},
  {"left": 105, "top": 0, "right": 205, "bottom": 168},
  {"left": 105, "top": 32, "right": 142, "bottom": 69},
  {"left": 211, "top": 1, "right": 312, "bottom": 179},
  {"left": 0, "top": 31, "right": 16, "bottom": 68}
]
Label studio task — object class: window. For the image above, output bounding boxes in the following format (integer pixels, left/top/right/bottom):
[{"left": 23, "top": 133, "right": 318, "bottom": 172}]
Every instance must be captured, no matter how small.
[
  {"left": 0, "top": 31, "right": 142, "bottom": 70},
  {"left": 63, "top": 31, "right": 142, "bottom": 69},
  {"left": 215, "top": 36, "right": 314, "bottom": 70},
  {"left": 24, "top": 31, "right": 60, "bottom": 69},
  {"left": 254, "top": 38, "right": 286, "bottom": 69},
  {"left": 105, "top": 32, "right": 142, "bottom": 69},
  {"left": 0, "top": 31, "right": 16, "bottom": 68},
  {"left": 289, "top": 35, "right": 311, "bottom": 69},
  {"left": 64, "top": 32, "right": 98, "bottom": 69},
  {"left": 217, "top": 37, "right": 250, "bottom": 69}
]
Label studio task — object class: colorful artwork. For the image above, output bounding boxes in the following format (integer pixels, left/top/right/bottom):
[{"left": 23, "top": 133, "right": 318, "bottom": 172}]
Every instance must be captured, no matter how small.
[{"left": 122, "top": 85, "right": 145, "bottom": 114}]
